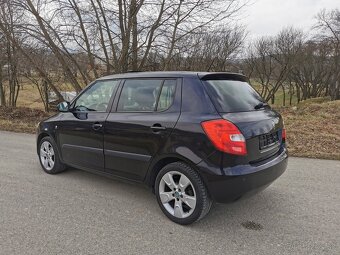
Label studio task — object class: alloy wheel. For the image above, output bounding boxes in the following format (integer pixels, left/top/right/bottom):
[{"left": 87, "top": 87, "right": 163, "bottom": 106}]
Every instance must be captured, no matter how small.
[
  {"left": 40, "top": 141, "right": 55, "bottom": 171},
  {"left": 158, "top": 171, "right": 197, "bottom": 218}
]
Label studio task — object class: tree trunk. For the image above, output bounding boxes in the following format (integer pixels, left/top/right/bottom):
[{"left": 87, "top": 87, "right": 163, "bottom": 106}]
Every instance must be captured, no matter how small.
[
  {"left": 296, "top": 85, "right": 301, "bottom": 103},
  {"left": 163, "top": 1, "right": 183, "bottom": 70},
  {"left": 271, "top": 94, "right": 275, "bottom": 105},
  {"left": 26, "top": 0, "right": 82, "bottom": 92},
  {"left": 131, "top": 0, "right": 138, "bottom": 71},
  {"left": 73, "top": 0, "right": 98, "bottom": 78},
  {"left": 95, "top": 0, "right": 118, "bottom": 72},
  {"left": 289, "top": 82, "right": 294, "bottom": 106},
  {"left": 0, "top": 68, "right": 5, "bottom": 106},
  {"left": 90, "top": 0, "right": 110, "bottom": 75},
  {"left": 331, "top": 80, "right": 339, "bottom": 100},
  {"left": 44, "top": 79, "right": 49, "bottom": 112}
]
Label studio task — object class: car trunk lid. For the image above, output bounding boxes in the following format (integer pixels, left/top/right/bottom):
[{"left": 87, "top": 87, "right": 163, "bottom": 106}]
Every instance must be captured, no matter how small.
[{"left": 221, "top": 110, "right": 283, "bottom": 162}]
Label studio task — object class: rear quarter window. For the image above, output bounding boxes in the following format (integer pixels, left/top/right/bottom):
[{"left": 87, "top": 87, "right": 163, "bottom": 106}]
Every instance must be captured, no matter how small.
[
  {"left": 202, "top": 80, "right": 264, "bottom": 113},
  {"left": 156, "top": 80, "right": 176, "bottom": 111}
]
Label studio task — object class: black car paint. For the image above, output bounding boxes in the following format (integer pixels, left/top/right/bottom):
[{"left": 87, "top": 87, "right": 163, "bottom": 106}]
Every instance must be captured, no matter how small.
[
  {"left": 37, "top": 72, "right": 288, "bottom": 203},
  {"left": 103, "top": 78, "right": 182, "bottom": 181}
]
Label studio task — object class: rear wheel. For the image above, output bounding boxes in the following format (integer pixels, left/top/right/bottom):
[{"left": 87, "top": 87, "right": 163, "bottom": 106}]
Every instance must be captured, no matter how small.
[
  {"left": 155, "top": 162, "right": 212, "bottom": 225},
  {"left": 38, "top": 137, "right": 66, "bottom": 174}
]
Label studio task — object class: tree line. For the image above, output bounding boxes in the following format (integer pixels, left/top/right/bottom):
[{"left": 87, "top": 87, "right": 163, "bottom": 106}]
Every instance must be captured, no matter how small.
[
  {"left": 0, "top": 0, "right": 338, "bottom": 110},
  {"left": 244, "top": 9, "right": 340, "bottom": 104}
]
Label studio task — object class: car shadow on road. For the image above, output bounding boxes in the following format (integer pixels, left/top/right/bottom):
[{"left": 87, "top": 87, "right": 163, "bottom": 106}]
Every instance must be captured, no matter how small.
[
  {"left": 191, "top": 187, "right": 295, "bottom": 233},
  {"left": 57, "top": 167, "right": 293, "bottom": 231}
]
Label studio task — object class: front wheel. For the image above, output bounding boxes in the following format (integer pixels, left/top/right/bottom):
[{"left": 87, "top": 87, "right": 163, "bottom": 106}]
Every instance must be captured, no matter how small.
[
  {"left": 38, "top": 137, "right": 66, "bottom": 174},
  {"left": 155, "top": 162, "right": 212, "bottom": 225}
]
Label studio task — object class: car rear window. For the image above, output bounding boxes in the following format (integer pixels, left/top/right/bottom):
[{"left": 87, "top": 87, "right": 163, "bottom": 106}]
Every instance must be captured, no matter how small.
[{"left": 202, "top": 80, "right": 265, "bottom": 113}]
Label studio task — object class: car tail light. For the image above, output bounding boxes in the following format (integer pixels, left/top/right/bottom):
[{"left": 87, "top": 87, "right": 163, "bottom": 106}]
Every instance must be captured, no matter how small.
[
  {"left": 201, "top": 119, "right": 247, "bottom": 156},
  {"left": 282, "top": 128, "right": 286, "bottom": 142}
]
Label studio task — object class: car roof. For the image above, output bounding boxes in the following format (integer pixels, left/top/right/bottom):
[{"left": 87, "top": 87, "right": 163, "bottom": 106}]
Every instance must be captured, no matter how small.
[{"left": 97, "top": 71, "right": 247, "bottom": 81}]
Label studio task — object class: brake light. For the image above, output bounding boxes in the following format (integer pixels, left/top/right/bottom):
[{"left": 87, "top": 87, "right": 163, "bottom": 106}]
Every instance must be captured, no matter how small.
[
  {"left": 201, "top": 119, "right": 247, "bottom": 156},
  {"left": 282, "top": 128, "right": 286, "bottom": 142}
]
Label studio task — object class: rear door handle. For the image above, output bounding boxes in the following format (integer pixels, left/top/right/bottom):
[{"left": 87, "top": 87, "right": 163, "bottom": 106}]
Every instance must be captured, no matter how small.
[
  {"left": 92, "top": 122, "right": 103, "bottom": 130},
  {"left": 150, "top": 124, "right": 166, "bottom": 132}
]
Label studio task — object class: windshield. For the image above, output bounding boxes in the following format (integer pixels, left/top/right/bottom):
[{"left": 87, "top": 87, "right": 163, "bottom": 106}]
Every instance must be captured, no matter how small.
[{"left": 202, "top": 80, "right": 265, "bottom": 113}]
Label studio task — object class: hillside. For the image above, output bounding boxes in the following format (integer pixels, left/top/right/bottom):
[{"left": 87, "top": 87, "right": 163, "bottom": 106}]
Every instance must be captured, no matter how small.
[{"left": 278, "top": 99, "right": 340, "bottom": 160}]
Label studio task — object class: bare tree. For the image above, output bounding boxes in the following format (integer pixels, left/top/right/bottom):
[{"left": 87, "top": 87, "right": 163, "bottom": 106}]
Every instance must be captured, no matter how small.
[
  {"left": 0, "top": 0, "right": 22, "bottom": 107},
  {"left": 274, "top": 27, "right": 304, "bottom": 105},
  {"left": 161, "top": 0, "right": 247, "bottom": 70},
  {"left": 314, "top": 9, "right": 340, "bottom": 100},
  {"left": 0, "top": 1, "right": 64, "bottom": 102},
  {"left": 24, "top": 0, "right": 83, "bottom": 92},
  {"left": 1, "top": 0, "right": 249, "bottom": 110},
  {"left": 165, "top": 25, "right": 246, "bottom": 71},
  {"left": 289, "top": 40, "right": 332, "bottom": 101},
  {"left": 245, "top": 28, "right": 306, "bottom": 105},
  {"left": 245, "top": 37, "right": 278, "bottom": 103},
  {"left": 11, "top": 0, "right": 248, "bottom": 75},
  {"left": 0, "top": 29, "right": 6, "bottom": 106}
]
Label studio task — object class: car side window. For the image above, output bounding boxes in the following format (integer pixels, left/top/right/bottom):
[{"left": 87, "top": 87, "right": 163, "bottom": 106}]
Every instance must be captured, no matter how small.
[
  {"left": 117, "top": 79, "right": 163, "bottom": 112},
  {"left": 157, "top": 80, "right": 176, "bottom": 111},
  {"left": 73, "top": 80, "right": 119, "bottom": 112}
]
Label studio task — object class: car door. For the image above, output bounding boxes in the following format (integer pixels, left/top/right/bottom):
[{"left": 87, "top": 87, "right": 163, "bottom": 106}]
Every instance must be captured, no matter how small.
[
  {"left": 56, "top": 79, "right": 120, "bottom": 171},
  {"left": 104, "top": 78, "right": 181, "bottom": 181}
]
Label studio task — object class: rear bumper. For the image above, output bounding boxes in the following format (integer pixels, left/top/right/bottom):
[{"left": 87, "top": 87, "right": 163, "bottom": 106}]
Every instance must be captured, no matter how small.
[{"left": 197, "top": 149, "right": 288, "bottom": 203}]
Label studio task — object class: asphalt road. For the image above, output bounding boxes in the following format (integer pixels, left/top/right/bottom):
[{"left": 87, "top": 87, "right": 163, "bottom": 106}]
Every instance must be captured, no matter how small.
[{"left": 0, "top": 131, "right": 339, "bottom": 255}]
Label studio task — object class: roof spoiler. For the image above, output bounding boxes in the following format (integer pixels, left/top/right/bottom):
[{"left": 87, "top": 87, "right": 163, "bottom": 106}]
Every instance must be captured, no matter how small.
[{"left": 199, "top": 72, "right": 248, "bottom": 82}]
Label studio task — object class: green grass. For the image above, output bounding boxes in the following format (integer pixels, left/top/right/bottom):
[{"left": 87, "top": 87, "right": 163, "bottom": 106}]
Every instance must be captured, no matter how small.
[
  {"left": 250, "top": 80, "right": 299, "bottom": 107},
  {"left": 270, "top": 89, "right": 299, "bottom": 107}
]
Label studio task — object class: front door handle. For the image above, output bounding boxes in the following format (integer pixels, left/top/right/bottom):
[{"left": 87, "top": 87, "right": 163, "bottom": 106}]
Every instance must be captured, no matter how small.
[
  {"left": 92, "top": 122, "right": 103, "bottom": 130},
  {"left": 150, "top": 124, "right": 166, "bottom": 132}
]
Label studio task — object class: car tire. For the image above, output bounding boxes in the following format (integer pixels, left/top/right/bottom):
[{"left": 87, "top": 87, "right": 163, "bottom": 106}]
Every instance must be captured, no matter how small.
[
  {"left": 38, "top": 136, "right": 66, "bottom": 174},
  {"left": 155, "top": 162, "right": 212, "bottom": 225}
]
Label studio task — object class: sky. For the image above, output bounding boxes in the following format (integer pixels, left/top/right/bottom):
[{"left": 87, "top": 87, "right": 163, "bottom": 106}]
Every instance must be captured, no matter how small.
[{"left": 242, "top": 0, "right": 340, "bottom": 40}]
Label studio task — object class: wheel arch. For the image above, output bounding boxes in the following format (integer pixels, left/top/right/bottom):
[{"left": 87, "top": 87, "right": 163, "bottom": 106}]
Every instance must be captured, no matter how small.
[
  {"left": 36, "top": 133, "right": 50, "bottom": 153},
  {"left": 36, "top": 132, "right": 61, "bottom": 162},
  {"left": 145, "top": 155, "right": 205, "bottom": 192}
]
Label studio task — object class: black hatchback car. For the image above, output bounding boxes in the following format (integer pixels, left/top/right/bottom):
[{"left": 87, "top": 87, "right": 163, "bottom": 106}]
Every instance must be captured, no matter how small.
[{"left": 37, "top": 72, "right": 288, "bottom": 225}]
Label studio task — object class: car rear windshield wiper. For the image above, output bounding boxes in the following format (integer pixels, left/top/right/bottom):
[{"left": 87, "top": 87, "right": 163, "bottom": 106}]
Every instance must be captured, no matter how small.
[{"left": 254, "top": 102, "right": 269, "bottom": 110}]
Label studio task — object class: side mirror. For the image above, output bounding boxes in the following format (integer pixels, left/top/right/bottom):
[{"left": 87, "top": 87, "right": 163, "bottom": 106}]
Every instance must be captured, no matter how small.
[{"left": 57, "top": 101, "right": 70, "bottom": 112}]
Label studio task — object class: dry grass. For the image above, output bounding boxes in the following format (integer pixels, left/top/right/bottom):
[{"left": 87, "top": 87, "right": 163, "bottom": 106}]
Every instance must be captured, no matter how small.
[
  {"left": 8, "top": 78, "right": 77, "bottom": 110},
  {"left": 0, "top": 107, "right": 53, "bottom": 133},
  {"left": 277, "top": 99, "right": 340, "bottom": 160},
  {"left": 0, "top": 81, "right": 74, "bottom": 132},
  {"left": 16, "top": 84, "right": 45, "bottom": 110}
]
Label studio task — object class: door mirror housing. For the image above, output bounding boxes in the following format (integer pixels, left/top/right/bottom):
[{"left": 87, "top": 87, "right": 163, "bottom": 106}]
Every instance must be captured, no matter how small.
[{"left": 57, "top": 101, "right": 70, "bottom": 112}]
